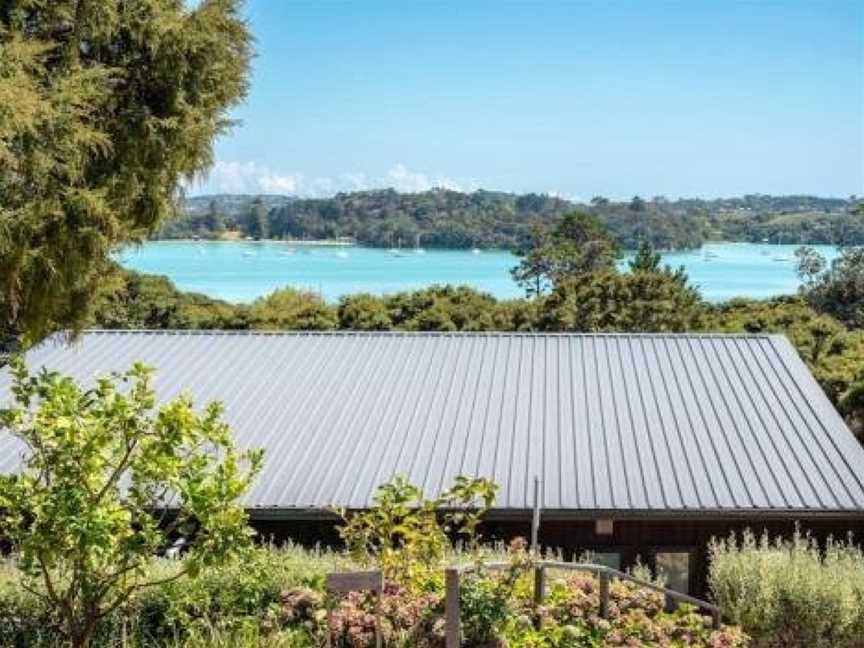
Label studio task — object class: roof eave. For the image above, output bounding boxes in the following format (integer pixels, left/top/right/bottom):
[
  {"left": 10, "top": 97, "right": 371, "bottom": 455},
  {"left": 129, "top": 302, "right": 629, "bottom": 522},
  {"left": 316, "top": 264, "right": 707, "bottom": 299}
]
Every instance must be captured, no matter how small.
[{"left": 243, "top": 506, "right": 864, "bottom": 522}]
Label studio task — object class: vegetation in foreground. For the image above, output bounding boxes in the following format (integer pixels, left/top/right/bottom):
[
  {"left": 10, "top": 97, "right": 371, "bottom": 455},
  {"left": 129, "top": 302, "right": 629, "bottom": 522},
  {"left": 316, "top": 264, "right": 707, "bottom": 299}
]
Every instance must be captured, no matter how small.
[
  {"left": 0, "top": 541, "right": 749, "bottom": 648},
  {"left": 710, "top": 530, "right": 864, "bottom": 648},
  {"left": 0, "top": 361, "right": 262, "bottom": 648},
  {"left": 0, "top": 469, "right": 747, "bottom": 648}
]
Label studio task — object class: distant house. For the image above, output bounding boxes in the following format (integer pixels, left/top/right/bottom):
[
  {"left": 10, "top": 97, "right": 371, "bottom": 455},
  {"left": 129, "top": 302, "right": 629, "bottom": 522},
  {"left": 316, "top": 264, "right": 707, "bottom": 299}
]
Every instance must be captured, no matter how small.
[{"left": 2, "top": 330, "right": 863, "bottom": 595}]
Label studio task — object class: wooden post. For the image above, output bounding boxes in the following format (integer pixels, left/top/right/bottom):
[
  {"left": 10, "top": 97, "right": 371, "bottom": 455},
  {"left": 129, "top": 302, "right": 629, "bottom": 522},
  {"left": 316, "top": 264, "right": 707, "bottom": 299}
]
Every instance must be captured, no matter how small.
[
  {"left": 599, "top": 571, "right": 610, "bottom": 619},
  {"left": 445, "top": 568, "right": 460, "bottom": 648},
  {"left": 533, "top": 565, "right": 546, "bottom": 604},
  {"left": 375, "top": 592, "right": 382, "bottom": 648},
  {"left": 664, "top": 592, "right": 676, "bottom": 613},
  {"left": 531, "top": 476, "right": 541, "bottom": 553},
  {"left": 325, "top": 570, "right": 384, "bottom": 648},
  {"left": 711, "top": 608, "right": 721, "bottom": 630}
]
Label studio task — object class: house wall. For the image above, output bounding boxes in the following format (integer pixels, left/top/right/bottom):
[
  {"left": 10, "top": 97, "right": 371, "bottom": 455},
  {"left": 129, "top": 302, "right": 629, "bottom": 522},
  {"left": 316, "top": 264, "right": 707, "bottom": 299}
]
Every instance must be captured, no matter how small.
[
  {"left": 251, "top": 515, "right": 864, "bottom": 597},
  {"left": 498, "top": 517, "right": 864, "bottom": 595}
]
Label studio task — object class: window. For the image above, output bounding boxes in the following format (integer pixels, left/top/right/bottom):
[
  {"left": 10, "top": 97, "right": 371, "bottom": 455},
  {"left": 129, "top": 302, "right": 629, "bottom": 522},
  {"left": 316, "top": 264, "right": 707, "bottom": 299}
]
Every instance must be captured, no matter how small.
[
  {"left": 655, "top": 552, "right": 690, "bottom": 593},
  {"left": 582, "top": 550, "right": 621, "bottom": 571}
]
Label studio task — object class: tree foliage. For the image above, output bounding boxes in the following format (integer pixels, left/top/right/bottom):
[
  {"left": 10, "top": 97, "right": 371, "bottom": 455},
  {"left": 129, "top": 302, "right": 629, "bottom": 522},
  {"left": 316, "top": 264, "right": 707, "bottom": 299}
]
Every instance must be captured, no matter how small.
[
  {"left": 248, "top": 288, "right": 338, "bottom": 330},
  {"left": 511, "top": 211, "right": 619, "bottom": 296},
  {"left": 539, "top": 268, "right": 704, "bottom": 333},
  {"left": 166, "top": 190, "right": 860, "bottom": 253},
  {"left": 0, "top": 0, "right": 252, "bottom": 345},
  {"left": 797, "top": 246, "right": 864, "bottom": 329},
  {"left": 0, "top": 359, "right": 263, "bottom": 648},
  {"left": 337, "top": 475, "right": 497, "bottom": 587},
  {"left": 91, "top": 266, "right": 248, "bottom": 330}
]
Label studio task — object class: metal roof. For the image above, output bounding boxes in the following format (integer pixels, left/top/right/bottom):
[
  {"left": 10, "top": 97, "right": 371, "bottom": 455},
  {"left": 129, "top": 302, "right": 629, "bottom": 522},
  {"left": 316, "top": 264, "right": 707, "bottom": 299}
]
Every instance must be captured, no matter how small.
[{"left": 2, "top": 330, "right": 864, "bottom": 516}]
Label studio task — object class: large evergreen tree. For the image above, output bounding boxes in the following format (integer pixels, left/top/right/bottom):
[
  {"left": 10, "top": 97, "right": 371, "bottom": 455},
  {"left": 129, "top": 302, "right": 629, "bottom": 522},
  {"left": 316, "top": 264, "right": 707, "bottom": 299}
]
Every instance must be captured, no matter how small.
[
  {"left": 511, "top": 211, "right": 619, "bottom": 296},
  {"left": 0, "top": 0, "right": 252, "bottom": 346}
]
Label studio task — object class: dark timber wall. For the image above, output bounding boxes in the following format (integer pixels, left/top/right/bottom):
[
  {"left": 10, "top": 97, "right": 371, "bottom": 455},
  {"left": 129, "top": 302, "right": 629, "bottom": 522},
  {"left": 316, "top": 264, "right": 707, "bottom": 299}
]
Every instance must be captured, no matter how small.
[{"left": 251, "top": 515, "right": 864, "bottom": 597}]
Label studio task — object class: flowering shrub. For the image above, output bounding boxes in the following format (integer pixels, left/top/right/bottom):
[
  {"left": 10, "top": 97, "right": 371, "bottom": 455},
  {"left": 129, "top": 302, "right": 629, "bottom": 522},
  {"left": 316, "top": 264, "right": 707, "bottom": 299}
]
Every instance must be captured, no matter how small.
[
  {"left": 514, "top": 572, "right": 747, "bottom": 648},
  {"left": 0, "top": 472, "right": 751, "bottom": 648},
  {"left": 709, "top": 529, "right": 864, "bottom": 648},
  {"left": 311, "top": 583, "right": 443, "bottom": 647},
  {"left": 0, "top": 540, "right": 749, "bottom": 648}
]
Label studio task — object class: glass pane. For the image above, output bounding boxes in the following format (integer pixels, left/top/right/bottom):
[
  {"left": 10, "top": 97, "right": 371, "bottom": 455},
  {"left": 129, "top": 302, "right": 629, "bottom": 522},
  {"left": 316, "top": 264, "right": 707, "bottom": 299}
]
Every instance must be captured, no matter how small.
[
  {"left": 656, "top": 552, "right": 690, "bottom": 593},
  {"left": 582, "top": 551, "right": 621, "bottom": 571}
]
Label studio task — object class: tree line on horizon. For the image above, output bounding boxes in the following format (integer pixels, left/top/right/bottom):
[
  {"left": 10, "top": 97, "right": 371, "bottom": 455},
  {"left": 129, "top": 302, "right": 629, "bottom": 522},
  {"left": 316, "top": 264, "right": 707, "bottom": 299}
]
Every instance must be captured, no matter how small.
[{"left": 159, "top": 189, "right": 864, "bottom": 251}]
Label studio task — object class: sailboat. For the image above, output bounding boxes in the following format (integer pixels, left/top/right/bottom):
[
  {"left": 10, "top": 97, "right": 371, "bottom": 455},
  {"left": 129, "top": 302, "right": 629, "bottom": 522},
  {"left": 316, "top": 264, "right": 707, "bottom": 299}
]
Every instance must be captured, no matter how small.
[
  {"left": 389, "top": 236, "right": 407, "bottom": 257},
  {"left": 772, "top": 235, "right": 789, "bottom": 262},
  {"left": 414, "top": 233, "right": 425, "bottom": 254}
]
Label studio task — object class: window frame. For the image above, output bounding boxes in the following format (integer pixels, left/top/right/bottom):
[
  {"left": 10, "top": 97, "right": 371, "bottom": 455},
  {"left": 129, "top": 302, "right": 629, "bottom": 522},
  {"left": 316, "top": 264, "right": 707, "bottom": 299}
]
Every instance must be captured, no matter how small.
[{"left": 646, "top": 546, "right": 698, "bottom": 595}]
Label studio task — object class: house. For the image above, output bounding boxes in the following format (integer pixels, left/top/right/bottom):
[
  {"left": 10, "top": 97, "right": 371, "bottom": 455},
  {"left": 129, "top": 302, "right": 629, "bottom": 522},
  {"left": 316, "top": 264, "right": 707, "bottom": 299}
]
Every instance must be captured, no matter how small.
[{"left": 2, "top": 330, "right": 863, "bottom": 595}]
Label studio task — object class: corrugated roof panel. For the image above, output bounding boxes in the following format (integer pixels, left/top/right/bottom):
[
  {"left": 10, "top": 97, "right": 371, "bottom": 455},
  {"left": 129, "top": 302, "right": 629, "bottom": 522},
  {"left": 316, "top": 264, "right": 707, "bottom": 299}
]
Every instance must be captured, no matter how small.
[{"left": 1, "top": 330, "right": 864, "bottom": 514}]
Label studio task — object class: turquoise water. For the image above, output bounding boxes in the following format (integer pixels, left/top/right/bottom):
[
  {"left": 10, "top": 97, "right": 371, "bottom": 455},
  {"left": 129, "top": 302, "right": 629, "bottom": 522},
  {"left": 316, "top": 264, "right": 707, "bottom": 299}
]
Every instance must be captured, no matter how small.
[{"left": 115, "top": 241, "right": 840, "bottom": 303}]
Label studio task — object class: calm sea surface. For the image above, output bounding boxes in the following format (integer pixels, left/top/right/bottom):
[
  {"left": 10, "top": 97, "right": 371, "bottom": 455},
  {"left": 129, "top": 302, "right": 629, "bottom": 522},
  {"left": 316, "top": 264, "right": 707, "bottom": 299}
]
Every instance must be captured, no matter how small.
[{"left": 115, "top": 241, "right": 840, "bottom": 304}]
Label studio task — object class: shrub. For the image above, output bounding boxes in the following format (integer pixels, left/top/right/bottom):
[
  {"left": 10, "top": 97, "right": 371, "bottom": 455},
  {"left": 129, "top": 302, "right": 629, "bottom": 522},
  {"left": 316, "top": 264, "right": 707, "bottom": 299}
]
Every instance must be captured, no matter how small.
[
  {"left": 520, "top": 571, "right": 747, "bottom": 648},
  {"left": 323, "top": 583, "right": 444, "bottom": 648},
  {"left": 337, "top": 475, "right": 497, "bottom": 588},
  {"left": 0, "top": 360, "right": 262, "bottom": 648},
  {"left": 0, "top": 544, "right": 348, "bottom": 647},
  {"left": 248, "top": 288, "right": 338, "bottom": 330},
  {"left": 0, "top": 542, "right": 749, "bottom": 648},
  {"left": 460, "top": 539, "right": 533, "bottom": 646},
  {"left": 709, "top": 529, "right": 864, "bottom": 648}
]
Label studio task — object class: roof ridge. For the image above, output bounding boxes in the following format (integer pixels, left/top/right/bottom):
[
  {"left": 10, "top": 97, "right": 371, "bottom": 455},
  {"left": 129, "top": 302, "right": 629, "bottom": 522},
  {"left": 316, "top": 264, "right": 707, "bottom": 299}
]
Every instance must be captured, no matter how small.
[{"left": 78, "top": 329, "right": 783, "bottom": 339}]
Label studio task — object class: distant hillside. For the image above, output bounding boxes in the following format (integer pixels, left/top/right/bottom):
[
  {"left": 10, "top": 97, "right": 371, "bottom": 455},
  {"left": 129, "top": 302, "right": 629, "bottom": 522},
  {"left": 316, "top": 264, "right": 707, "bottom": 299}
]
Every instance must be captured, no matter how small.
[
  {"left": 160, "top": 190, "right": 862, "bottom": 250},
  {"left": 182, "top": 193, "right": 296, "bottom": 216}
]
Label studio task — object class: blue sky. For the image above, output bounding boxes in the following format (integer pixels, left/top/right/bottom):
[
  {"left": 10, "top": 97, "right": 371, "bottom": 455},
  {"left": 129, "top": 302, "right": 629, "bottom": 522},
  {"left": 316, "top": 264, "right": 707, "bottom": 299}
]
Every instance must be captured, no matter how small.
[{"left": 193, "top": 0, "right": 864, "bottom": 199}]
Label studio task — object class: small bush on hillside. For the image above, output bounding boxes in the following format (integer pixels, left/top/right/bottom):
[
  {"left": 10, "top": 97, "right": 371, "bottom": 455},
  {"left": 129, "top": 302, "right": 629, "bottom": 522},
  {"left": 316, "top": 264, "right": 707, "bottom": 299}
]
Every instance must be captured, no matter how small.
[{"left": 709, "top": 529, "right": 864, "bottom": 648}]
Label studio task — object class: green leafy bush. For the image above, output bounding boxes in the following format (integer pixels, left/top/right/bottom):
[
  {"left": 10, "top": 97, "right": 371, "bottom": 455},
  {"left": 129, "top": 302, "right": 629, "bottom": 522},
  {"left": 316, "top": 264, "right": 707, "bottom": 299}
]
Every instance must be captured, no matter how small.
[
  {"left": 337, "top": 475, "right": 497, "bottom": 588},
  {"left": 709, "top": 529, "right": 864, "bottom": 648},
  {"left": 0, "top": 544, "right": 348, "bottom": 648}
]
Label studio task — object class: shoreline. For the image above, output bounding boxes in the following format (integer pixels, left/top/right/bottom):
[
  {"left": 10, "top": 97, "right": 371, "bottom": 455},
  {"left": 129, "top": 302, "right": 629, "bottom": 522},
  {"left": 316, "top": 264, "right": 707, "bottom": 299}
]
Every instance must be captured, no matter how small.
[
  {"left": 151, "top": 237, "right": 356, "bottom": 247},
  {"left": 140, "top": 238, "right": 841, "bottom": 255}
]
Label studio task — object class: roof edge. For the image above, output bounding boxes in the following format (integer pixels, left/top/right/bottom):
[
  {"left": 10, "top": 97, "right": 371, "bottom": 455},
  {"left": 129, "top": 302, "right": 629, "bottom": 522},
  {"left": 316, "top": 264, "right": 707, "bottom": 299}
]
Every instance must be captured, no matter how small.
[
  {"left": 243, "top": 507, "right": 864, "bottom": 522},
  {"left": 67, "top": 329, "right": 783, "bottom": 340}
]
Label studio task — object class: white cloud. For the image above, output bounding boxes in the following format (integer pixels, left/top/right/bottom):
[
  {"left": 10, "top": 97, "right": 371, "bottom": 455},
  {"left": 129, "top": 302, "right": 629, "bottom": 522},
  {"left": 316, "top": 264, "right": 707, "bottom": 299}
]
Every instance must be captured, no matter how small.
[
  {"left": 188, "top": 161, "right": 480, "bottom": 197},
  {"left": 191, "top": 161, "right": 293, "bottom": 195},
  {"left": 258, "top": 172, "right": 299, "bottom": 194},
  {"left": 546, "top": 190, "right": 586, "bottom": 203},
  {"left": 382, "top": 163, "right": 476, "bottom": 193}
]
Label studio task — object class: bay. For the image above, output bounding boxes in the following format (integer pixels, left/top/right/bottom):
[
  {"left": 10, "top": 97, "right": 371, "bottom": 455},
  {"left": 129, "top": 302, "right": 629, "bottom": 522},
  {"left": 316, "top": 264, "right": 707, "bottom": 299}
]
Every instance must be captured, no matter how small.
[{"left": 115, "top": 241, "right": 840, "bottom": 304}]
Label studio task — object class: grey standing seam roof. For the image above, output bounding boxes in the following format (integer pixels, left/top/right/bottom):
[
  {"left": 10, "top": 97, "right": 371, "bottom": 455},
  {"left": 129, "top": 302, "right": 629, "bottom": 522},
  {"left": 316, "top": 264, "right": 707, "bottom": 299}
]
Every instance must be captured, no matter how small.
[{"left": 1, "top": 330, "right": 864, "bottom": 516}]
